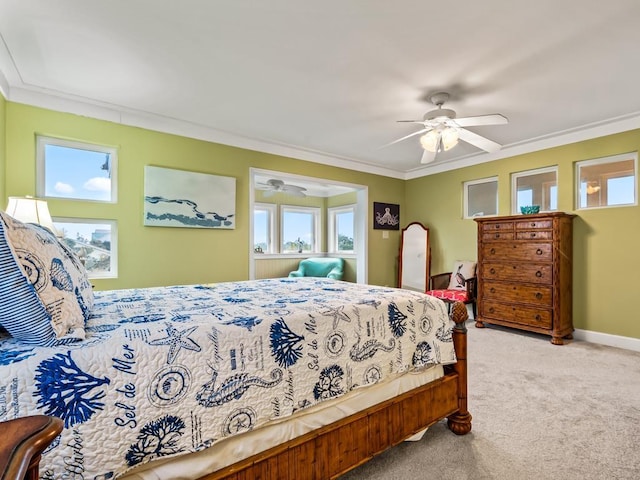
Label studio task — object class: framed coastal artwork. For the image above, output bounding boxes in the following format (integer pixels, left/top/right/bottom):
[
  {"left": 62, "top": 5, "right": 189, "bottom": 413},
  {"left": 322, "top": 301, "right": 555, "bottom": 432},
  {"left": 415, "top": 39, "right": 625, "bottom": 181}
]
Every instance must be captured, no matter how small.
[
  {"left": 373, "top": 202, "right": 400, "bottom": 230},
  {"left": 144, "top": 166, "right": 236, "bottom": 229}
]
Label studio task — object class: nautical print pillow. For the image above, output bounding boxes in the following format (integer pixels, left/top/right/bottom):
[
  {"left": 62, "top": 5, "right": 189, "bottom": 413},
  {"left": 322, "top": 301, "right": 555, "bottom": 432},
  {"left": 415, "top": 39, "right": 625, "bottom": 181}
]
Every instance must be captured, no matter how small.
[
  {"left": 0, "top": 211, "right": 93, "bottom": 345},
  {"left": 447, "top": 260, "right": 477, "bottom": 291}
]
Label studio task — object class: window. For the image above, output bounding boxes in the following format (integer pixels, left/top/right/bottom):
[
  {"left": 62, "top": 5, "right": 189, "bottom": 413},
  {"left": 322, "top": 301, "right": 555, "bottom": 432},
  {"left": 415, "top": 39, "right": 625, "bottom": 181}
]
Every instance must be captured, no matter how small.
[
  {"left": 576, "top": 153, "right": 637, "bottom": 209},
  {"left": 281, "top": 206, "right": 320, "bottom": 253},
  {"left": 328, "top": 205, "right": 355, "bottom": 253},
  {"left": 37, "top": 136, "right": 117, "bottom": 202},
  {"left": 464, "top": 177, "right": 498, "bottom": 218},
  {"left": 53, "top": 218, "right": 117, "bottom": 278},
  {"left": 253, "top": 203, "right": 276, "bottom": 253},
  {"left": 511, "top": 166, "right": 558, "bottom": 214}
]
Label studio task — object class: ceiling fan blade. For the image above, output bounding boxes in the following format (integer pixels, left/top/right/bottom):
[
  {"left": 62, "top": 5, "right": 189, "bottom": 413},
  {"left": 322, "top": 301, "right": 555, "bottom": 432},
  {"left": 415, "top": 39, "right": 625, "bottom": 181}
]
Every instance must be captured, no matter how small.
[
  {"left": 452, "top": 114, "right": 508, "bottom": 127},
  {"left": 420, "top": 149, "right": 437, "bottom": 164},
  {"left": 380, "top": 127, "right": 429, "bottom": 149},
  {"left": 396, "top": 120, "right": 426, "bottom": 124},
  {"left": 458, "top": 128, "right": 502, "bottom": 152},
  {"left": 283, "top": 185, "right": 307, "bottom": 193}
]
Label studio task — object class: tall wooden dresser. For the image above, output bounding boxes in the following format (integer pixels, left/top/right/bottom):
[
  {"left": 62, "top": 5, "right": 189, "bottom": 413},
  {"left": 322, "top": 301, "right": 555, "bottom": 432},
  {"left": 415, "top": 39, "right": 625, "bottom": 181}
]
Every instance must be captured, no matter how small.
[{"left": 474, "top": 212, "right": 575, "bottom": 344}]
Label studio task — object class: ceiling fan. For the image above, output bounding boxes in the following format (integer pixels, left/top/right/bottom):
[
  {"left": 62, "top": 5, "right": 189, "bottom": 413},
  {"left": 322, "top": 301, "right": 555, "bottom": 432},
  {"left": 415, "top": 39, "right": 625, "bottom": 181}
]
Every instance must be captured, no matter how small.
[
  {"left": 387, "top": 92, "right": 508, "bottom": 164},
  {"left": 256, "top": 178, "right": 307, "bottom": 197}
]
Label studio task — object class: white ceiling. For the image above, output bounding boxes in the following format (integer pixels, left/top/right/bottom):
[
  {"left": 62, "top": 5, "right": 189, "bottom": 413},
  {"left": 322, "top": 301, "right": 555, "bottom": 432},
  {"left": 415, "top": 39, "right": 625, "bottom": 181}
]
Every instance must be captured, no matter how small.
[{"left": 2, "top": 1, "right": 640, "bottom": 180}]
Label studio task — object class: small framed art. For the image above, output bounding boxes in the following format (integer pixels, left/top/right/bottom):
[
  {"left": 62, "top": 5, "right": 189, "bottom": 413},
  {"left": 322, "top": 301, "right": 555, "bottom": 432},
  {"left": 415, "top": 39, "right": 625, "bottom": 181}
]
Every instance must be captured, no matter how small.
[{"left": 373, "top": 202, "right": 400, "bottom": 230}]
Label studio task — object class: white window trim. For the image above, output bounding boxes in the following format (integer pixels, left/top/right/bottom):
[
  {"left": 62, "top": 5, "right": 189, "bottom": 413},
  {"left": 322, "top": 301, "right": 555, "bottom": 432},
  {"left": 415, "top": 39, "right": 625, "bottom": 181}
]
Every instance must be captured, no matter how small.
[
  {"left": 254, "top": 202, "right": 277, "bottom": 254},
  {"left": 511, "top": 165, "right": 558, "bottom": 214},
  {"left": 280, "top": 205, "right": 321, "bottom": 254},
  {"left": 53, "top": 217, "right": 118, "bottom": 279},
  {"left": 463, "top": 177, "right": 498, "bottom": 219},
  {"left": 576, "top": 152, "right": 638, "bottom": 210},
  {"left": 36, "top": 135, "right": 118, "bottom": 203},
  {"left": 328, "top": 204, "right": 356, "bottom": 254},
  {"left": 543, "top": 181, "right": 558, "bottom": 211}
]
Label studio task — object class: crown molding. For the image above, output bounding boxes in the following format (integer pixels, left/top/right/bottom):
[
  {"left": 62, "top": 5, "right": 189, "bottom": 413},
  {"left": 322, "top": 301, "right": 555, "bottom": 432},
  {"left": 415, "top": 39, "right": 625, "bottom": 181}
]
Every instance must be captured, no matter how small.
[
  {"left": 4, "top": 80, "right": 640, "bottom": 182},
  {"left": 6, "top": 85, "right": 406, "bottom": 180}
]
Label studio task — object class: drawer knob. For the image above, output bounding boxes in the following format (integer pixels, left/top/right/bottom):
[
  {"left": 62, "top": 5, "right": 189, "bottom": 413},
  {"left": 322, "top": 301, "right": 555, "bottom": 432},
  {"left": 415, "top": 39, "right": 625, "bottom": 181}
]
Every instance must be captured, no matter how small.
[
  {"left": 530, "top": 222, "right": 536, "bottom": 227},
  {"left": 489, "top": 307, "right": 495, "bottom": 313},
  {"left": 535, "top": 314, "right": 541, "bottom": 321},
  {"left": 535, "top": 292, "right": 543, "bottom": 300},
  {"left": 490, "top": 268, "right": 496, "bottom": 274},
  {"left": 495, "top": 233, "right": 500, "bottom": 239},
  {"left": 530, "top": 233, "right": 536, "bottom": 238},
  {"left": 536, "top": 271, "right": 543, "bottom": 278},
  {"left": 496, "top": 225, "right": 500, "bottom": 229},
  {"left": 490, "top": 287, "right": 496, "bottom": 293},
  {"left": 490, "top": 248, "right": 496, "bottom": 254},
  {"left": 536, "top": 248, "right": 543, "bottom": 255}
]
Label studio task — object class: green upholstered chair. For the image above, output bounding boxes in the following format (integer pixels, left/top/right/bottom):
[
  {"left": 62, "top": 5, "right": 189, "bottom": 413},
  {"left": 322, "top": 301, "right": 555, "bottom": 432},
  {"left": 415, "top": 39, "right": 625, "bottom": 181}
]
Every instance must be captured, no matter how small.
[{"left": 288, "top": 257, "right": 344, "bottom": 280}]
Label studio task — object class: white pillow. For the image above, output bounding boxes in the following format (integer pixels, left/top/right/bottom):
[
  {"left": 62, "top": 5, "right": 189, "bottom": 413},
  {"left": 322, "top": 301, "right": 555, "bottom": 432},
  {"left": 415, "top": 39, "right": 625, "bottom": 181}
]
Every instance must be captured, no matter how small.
[
  {"left": 447, "top": 261, "right": 477, "bottom": 291},
  {"left": 0, "top": 211, "right": 94, "bottom": 345}
]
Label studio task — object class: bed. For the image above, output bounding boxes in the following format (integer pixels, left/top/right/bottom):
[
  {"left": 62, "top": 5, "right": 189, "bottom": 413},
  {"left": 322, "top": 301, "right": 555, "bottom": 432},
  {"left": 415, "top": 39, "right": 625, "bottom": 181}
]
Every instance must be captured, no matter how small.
[{"left": 0, "top": 211, "right": 471, "bottom": 480}]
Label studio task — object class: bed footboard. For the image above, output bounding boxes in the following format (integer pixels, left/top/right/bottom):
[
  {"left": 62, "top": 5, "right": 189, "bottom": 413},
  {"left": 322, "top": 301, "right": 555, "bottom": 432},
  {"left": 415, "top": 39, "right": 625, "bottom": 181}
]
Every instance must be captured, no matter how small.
[{"left": 0, "top": 415, "right": 63, "bottom": 480}]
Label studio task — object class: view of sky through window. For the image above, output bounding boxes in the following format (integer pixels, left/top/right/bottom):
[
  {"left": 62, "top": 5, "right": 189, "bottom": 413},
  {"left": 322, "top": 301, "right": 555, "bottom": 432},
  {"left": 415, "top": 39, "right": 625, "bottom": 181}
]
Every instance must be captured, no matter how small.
[
  {"left": 282, "top": 211, "right": 314, "bottom": 251},
  {"left": 44, "top": 144, "right": 112, "bottom": 201}
]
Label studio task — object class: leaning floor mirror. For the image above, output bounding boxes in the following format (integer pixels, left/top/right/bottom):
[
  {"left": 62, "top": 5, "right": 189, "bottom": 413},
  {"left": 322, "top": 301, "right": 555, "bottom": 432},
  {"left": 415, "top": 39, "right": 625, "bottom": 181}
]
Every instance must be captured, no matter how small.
[{"left": 397, "top": 222, "right": 430, "bottom": 292}]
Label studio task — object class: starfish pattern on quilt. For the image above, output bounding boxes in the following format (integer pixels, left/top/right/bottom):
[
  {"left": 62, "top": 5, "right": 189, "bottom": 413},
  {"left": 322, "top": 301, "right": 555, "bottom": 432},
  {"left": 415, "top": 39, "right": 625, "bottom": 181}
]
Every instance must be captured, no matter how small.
[
  {"left": 319, "top": 305, "right": 351, "bottom": 330},
  {"left": 147, "top": 323, "right": 202, "bottom": 363}
]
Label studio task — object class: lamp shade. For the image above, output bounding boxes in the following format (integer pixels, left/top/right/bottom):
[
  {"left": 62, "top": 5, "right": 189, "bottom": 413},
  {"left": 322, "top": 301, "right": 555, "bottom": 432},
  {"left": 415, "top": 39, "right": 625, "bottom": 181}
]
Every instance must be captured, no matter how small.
[{"left": 5, "top": 196, "right": 59, "bottom": 235}]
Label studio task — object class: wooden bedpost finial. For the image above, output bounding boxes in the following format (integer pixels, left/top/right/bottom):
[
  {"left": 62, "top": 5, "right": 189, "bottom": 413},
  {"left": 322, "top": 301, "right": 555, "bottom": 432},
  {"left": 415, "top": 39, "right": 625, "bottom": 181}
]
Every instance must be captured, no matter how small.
[{"left": 450, "top": 301, "right": 469, "bottom": 328}]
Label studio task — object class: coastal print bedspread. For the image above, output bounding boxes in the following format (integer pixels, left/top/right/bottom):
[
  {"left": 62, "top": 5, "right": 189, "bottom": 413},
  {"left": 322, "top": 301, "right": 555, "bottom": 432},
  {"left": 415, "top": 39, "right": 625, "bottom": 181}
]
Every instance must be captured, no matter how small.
[{"left": 0, "top": 278, "right": 455, "bottom": 479}]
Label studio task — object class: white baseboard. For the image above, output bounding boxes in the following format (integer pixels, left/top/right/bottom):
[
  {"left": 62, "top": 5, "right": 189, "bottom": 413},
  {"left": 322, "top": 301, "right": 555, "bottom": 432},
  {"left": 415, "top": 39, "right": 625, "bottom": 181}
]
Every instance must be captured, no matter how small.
[{"left": 573, "top": 328, "right": 640, "bottom": 352}]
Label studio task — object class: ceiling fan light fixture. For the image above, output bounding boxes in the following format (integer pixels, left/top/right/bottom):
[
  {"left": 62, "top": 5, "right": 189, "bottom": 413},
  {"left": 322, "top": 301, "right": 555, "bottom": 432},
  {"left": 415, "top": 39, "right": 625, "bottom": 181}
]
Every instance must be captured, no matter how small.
[
  {"left": 420, "top": 126, "right": 459, "bottom": 153},
  {"left": 419, "top": 129, "right": 440, "bottom": 152},
  {"left": 441, "top": 127, "right": 459, "bottom": 151}
]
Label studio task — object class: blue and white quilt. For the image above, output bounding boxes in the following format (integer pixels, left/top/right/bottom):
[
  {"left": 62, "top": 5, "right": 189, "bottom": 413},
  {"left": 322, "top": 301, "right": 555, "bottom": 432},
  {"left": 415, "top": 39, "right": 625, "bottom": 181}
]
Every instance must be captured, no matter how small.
[{"left": 0, "top": 277, "right": 455, "bottom": 479}]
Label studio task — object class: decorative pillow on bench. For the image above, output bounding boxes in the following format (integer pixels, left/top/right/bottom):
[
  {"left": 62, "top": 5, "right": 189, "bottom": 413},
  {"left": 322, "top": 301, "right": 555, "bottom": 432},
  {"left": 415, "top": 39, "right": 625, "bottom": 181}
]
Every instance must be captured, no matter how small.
[
  {"left": 0, "top": 211, "right": 93, "bottom": 345},
  {"left": 447, "top": 260, "right": 477, "bottom": 290}
]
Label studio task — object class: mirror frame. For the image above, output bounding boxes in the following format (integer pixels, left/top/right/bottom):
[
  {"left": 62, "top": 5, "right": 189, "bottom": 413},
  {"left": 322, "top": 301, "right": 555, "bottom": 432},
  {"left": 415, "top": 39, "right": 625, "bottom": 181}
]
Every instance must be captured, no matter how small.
[{"left": 397, "top": 222, "right": 430, "bottom": 292}]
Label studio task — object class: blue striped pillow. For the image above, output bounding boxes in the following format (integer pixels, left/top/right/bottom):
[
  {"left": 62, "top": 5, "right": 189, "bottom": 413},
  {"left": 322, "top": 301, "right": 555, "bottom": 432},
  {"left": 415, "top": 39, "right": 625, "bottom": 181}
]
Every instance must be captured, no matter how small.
[{"left": 0, "top": 212, "right": 93, "bottom": 345}]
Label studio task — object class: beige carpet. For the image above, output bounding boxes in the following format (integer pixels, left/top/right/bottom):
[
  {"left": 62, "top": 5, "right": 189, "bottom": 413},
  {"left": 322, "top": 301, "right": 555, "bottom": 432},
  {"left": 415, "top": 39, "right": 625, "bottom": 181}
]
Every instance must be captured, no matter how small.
[{"left": 340, "top": 322, "right": 640, "bottom": 480}]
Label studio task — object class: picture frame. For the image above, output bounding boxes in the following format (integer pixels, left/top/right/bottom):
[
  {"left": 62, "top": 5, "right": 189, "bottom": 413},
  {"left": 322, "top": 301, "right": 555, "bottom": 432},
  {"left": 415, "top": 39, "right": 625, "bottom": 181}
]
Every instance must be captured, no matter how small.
[
  {"left": 144, "top": 166, "right": 236, "bottom": 229},
  {"left": 373, "top": 202, "right": 400, "bottom": 230}
]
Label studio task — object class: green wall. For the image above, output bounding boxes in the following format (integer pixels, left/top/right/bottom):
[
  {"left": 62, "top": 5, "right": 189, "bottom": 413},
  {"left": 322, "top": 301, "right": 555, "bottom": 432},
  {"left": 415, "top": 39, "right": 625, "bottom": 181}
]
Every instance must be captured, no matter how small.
[
  {"left": 406, "top": 129, "right": 640, "bottom": 339},
  {"left": 3, "top": 102, "right": 404, "bottom": 290},
  {"left": 0, "top": 94, "right": 5, "bottom": 203}
]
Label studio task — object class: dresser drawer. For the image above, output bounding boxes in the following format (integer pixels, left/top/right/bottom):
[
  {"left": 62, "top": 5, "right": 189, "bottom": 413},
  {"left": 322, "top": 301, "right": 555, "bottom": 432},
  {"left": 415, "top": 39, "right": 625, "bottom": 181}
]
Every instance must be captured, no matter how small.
[
  {"left": 481, "top": 221, "right": 514, "bottom": 232},
  {"left": 482, "top": 263, "right": 553, "bottom": 284},
  {"left": 515, "top": 230, "right": 552, "bottom": 240},
  {"left": 480, "top": 302, "right": 552, "bottom": 329},
  {"left": 482, "top": 231, "right": 514, "bottom": 242},
  {"left": 482, "top": 281, "right": 553, "bottom": 306},
  {"left": 515, "top": 219, "right": 553, "bottom": 230},
  {"left": 481, "top": 242, "right": 552, "bottom": 262}
]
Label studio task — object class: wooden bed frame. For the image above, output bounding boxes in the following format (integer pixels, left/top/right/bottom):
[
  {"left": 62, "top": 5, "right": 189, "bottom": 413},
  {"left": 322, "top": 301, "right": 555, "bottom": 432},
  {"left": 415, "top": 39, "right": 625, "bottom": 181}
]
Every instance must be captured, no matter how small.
[{"left": 1, "top": 302, "right": 471, "bottom": 480}]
